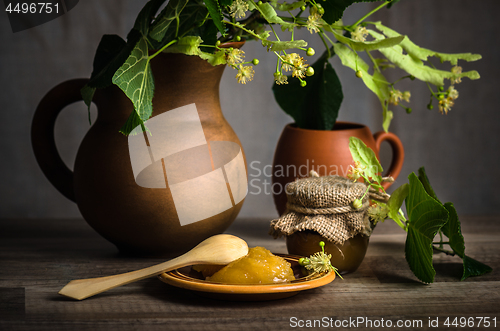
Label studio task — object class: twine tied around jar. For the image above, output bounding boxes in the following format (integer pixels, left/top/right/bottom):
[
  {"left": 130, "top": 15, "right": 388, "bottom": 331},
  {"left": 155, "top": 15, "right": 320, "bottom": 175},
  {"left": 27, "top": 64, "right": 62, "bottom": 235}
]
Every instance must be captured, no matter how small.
[{"left": 270, "top": 171, "right": 391, "bottom": 246}]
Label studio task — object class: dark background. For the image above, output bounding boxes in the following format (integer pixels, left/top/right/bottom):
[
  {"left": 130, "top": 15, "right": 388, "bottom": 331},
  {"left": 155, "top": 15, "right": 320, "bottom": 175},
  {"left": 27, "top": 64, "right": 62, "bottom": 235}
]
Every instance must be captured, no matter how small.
[{"left": 1, "top": 0, "right": 498, "bottom": 220}]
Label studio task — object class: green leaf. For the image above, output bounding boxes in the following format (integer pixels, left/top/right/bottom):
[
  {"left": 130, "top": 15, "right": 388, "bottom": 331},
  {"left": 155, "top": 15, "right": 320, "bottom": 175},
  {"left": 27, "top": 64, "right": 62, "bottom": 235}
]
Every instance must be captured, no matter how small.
[
  {"left": 162, "top": 36, "right": 203, "bottom": 55},
  {"left": 89, "top": 35, "right": 127, "bottom": 83},
  {"left": 155, "top": 34, "right": 225, "bottom": 65},
  {"left": 332, "top": 42, "right": 393, "bottom": 130},
  {"left": 258, "top": 30, "right": 271, "bottom": 40},
  {"left": 257, "top": 3, "right": 296, "bottom": 31},
  {"left": 112, "top": 37, "right": 155, "bottom": 135},
  {"left": 133, "top": 0, "right": 166, "bottom": 36},
  {"left": 272, "top": 56, "right": 343, "bottom": 130},
  {"left": 349, "top": 136, "right": 382, "bottom": 183},
  {"left": 405, "top": 173, "right": 449, "bottom": 283},
  {"left": 85, "top": 34, "right": 139, "bottom": 90},
  {"left": 149, "top": 0, "right": 189, "bottom": 42},
  {"left": 204, "top": 0, "right": 226, "bottom": 35},
  {"left": 417, "top": 167, "right": 440, "bottom": 203},
  {"left": 382, "top": 105, "right": 393, "bottom": 133},
  {"left": 81, "top": 32, "right": 141, "bottom": 111},
  {"left": 442, "top": 203, "right": 492, "bottom": 280},
  {"left": 462, "top": 255, "right": 493, "bottom": 281},
  {"left": 199, "top": 49, "right": 227, "bottom": 66},
  {"left": 386, "top": 0, "right": 400, "bottom": 9},
  {"left": 261, "top": 39, "right": 307, "bottom": 52},
  {"left": 372, "top": 22, "right": 482, "bottom": 65},
  {"left": 80, "top": 85, "right": 96, "bottom": 122},
  {"left": 219, "top": 0, "right": 232, "bottom": 6},
  {"left": 321, "top": 0, "right": 380, "bottom": 25},
  {"left": 369, "top": 28, "right": 480, "bottom": 86},
  {"left": 275, "top": 0, "right": 306, "bottom": 11},
  {"left": 119, "top": 111, "right": 146, "bottom": 136},
  {"left": 150, "top": 0, "right": 209, "bottom": 50},
  {"left": 332, "top": 29, "right": 404, "bottom": 52},
  {"left": 192, "top": 18, "right": 218, "bottom": 53},
  {"left": 441, "top": 203, "right": 464, "bottom": 256},
  {"left": 387, "top": 183, "right": 408, "bottom": 225}
]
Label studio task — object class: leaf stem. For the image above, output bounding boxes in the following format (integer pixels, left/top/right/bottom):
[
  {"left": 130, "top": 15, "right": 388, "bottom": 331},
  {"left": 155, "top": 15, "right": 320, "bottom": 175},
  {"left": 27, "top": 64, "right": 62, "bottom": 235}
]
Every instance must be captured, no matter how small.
[
  {"left": 149, "top": 39, "right": 178, "bottom": 60},
  {"left": 366, "top": 50, "right": 380, "bottom": 73},
  {"left": 393, "top": 217, "right": 407, "bottom": 231},
  {"left": 318, "top": 31, "right": 331, "bottom": 58},
  {"left": 225, "top": 21, "right": 262, "bottom": 40},
  {"left": 322, "top": 32, "right": 337, "bottom": 49},
  {"left": 426, "top": 82, "right": 438, "bottom": 98},
  {"left": 392, "top": 75, "right": 413, "bottom": 85},
  {"left": 432, "top": 245, "right": 456, "bottom": 256},
  {"left": 270, "top": 24, "right": 281, "bottom": 41},
  {"left": 349, "top": 1, "right": 390, "bottom": 28}
]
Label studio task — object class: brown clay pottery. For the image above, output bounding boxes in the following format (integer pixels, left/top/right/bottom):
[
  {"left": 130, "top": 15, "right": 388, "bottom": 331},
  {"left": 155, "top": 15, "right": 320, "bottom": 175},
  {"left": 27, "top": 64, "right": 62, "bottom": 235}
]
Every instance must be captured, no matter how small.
[
  {"left": 31, "top": 49, "right": 247, "bottom": 256},
  {"left": 272, "top": 122, "right": 404, "bottom": 215},
  {"left": 286, "top": 230, "right": 369, "bottom": 274}
]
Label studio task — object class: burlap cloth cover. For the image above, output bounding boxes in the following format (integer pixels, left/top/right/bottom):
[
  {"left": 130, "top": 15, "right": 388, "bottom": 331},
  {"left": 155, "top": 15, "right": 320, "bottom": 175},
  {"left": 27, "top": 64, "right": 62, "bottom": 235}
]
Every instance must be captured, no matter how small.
[{"left": 270, "top": 175, "right": 372, "bottom": 245}]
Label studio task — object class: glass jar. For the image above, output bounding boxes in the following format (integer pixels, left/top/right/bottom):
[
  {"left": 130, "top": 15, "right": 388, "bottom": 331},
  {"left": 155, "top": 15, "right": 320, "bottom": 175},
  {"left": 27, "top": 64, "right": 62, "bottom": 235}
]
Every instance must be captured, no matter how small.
[{"left": 286, "top": 230, "right": 369, "bottom": 274}]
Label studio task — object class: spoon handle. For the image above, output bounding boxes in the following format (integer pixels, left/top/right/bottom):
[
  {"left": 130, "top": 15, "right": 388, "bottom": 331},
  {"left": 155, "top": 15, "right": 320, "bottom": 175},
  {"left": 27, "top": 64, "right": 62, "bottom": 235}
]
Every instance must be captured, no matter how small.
[{"left": 58, "top": 255, "right": 192, "bottom": 300}]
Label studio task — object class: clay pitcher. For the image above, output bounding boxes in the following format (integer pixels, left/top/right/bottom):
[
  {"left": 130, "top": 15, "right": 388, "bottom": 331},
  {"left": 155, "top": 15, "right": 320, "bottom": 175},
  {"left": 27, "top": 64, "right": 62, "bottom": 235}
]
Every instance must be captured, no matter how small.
[
  {"left": 31, "top": 51, "right": 247, "bottom": 256},
  {"left": 272, "top": 122, "right": 404, "bottom": 215}
]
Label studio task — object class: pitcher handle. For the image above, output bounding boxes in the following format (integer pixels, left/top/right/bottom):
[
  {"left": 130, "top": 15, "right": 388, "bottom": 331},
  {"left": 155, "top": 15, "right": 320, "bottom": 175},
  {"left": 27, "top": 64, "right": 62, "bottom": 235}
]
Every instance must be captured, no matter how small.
[
  {"left": 373, "top": 131, "right": 405, "bottom": 189},
  {"left": 31, "top": 78, "right": 90, "bottom": 202}
]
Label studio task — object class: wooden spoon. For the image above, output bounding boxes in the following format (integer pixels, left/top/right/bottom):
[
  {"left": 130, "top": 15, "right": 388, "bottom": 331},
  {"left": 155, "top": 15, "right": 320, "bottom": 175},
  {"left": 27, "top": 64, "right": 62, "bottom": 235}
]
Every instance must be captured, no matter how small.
[{"left": 58, "top": 234, "right": 248, "bottom": 300}]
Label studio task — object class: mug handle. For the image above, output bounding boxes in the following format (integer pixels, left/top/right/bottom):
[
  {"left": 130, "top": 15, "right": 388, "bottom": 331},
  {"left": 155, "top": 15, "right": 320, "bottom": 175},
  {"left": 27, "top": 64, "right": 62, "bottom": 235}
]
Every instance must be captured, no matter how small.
[
  {"left": 31, "top": 78, "right": 90, "bottom": 202},
  {"left": 373, "top": 131, "right": 405, "bottom": 189}
]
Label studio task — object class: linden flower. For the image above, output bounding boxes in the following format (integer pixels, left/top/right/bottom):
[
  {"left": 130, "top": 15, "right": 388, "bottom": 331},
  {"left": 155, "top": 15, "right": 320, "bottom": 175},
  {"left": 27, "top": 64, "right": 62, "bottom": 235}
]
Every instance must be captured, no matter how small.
[
  {"left": 304, "top": 251, "right": 334, "bottom": 274},
  {"left": 447, "top": 85, "right": 459, "bottom": 100},
  {"left": 450, "top": 65, "right": 463, "bottom": 85},
  {"left": 306, "top": 13, "right": 322, "bottom": 34},
  {"left": 402, "top": 91, "right": 411, "bottom": 103},
  {"left": 389, "top": 89, "right": 403, "bottom": 105},
  {"left": 274, "top": 72, "right": 288, "bottom": 85},
  {"left": 229, "top": 0, "right": 248, "bottom": 19},
  {"left": 351, "top": 25, "right": 369, "bottom": 42},
  {"left": 236, "top": 65, "right": 254, "bottom": 84},
  {"left": 282, "top": 53, "right": 300, "bottom": 72},
  {"left": 282, "top": 53, "right": 308, "bottom": 79},
  {"left": 226, "top": 48, "right": 245, "bottom": 66},
  {"left": 367, "top": 203, "right": 389, "bottom": 224},
  {"left": 347, "top": 161, "right": 366, "bottom": 182},
  {"left": 292, "top": 62, "right": 308, "bottom": 79},
  {"left": 439, "top": 97, "right": 454, "bottom": 114}
]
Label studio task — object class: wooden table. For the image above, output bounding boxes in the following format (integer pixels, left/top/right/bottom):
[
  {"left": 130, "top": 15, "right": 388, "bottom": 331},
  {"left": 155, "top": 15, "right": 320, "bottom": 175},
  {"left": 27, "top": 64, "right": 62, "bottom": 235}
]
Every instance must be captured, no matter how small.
[{"left": 1, "top": 216, "right": 499, "bottom": 330}]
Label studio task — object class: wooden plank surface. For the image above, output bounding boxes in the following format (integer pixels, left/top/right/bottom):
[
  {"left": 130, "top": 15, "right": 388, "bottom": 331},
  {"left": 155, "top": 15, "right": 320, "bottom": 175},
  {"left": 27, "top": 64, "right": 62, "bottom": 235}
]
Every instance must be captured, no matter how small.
[{"left": 0, "top": 216, "right": 499, "bottom": 330}]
